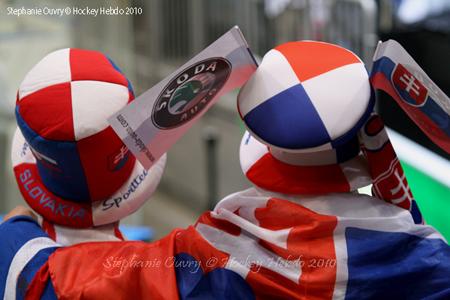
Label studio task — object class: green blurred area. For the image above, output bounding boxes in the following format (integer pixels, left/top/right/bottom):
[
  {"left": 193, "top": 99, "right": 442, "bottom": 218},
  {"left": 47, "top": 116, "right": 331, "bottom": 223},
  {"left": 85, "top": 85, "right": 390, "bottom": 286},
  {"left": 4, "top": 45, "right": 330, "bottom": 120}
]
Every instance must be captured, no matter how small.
[{"left": 401, "top": 161, "right": 450, "bottom": 242}]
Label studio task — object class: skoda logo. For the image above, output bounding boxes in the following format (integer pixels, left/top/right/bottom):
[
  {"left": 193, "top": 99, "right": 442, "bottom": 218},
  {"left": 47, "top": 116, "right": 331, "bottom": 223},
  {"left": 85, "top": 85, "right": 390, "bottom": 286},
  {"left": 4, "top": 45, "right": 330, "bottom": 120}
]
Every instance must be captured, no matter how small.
[{"left": 152, "top": 58, "right": 231, "bottom": 129}]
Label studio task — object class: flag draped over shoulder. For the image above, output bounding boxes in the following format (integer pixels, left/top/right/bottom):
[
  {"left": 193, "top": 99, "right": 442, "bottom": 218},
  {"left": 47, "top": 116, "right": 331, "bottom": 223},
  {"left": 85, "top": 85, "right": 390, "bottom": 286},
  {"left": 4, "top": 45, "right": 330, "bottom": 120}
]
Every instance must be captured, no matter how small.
[
  {"left": 15, "top": 188, "right": 450, "bottom": 300},
  {"left": 370, "top": 39, "right": 450, "bottom": 153}
]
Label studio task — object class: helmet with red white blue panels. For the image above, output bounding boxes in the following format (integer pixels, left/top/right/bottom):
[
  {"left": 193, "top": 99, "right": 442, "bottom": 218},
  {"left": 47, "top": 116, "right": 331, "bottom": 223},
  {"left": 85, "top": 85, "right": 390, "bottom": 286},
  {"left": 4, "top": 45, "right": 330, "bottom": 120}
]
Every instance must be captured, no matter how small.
[{"left": 12, "top": 48, "right": 166, "bottom": 228}]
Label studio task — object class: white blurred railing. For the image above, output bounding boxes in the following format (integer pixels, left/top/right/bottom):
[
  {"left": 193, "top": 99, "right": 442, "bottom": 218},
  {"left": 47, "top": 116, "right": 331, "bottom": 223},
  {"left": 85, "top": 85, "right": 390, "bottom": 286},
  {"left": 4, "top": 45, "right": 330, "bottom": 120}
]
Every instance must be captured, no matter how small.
[{"left": 134, "top": 0, "right": 378, "bottom": 94}]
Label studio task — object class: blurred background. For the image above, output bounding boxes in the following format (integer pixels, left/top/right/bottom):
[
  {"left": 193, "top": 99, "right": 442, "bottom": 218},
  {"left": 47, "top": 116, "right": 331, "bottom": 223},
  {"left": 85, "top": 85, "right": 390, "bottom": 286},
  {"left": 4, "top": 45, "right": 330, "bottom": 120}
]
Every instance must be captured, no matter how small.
[{"left": 0, "top": 0, "right": 449, "bottom": 240}]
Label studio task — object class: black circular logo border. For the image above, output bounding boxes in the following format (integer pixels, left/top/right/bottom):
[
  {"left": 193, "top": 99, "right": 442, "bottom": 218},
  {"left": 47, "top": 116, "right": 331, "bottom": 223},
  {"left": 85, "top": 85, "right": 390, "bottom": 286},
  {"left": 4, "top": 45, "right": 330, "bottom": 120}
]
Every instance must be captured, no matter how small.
[{"left": 151, "top": 57, "right": 232, "bottom": 129}]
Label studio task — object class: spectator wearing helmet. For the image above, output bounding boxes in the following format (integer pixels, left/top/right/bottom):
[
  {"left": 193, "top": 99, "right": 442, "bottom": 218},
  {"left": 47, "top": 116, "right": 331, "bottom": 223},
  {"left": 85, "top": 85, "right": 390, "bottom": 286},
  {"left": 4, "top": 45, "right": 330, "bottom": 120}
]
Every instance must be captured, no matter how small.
[{"left": 10, "top": 48, "right": 166, "bottom": 245}]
